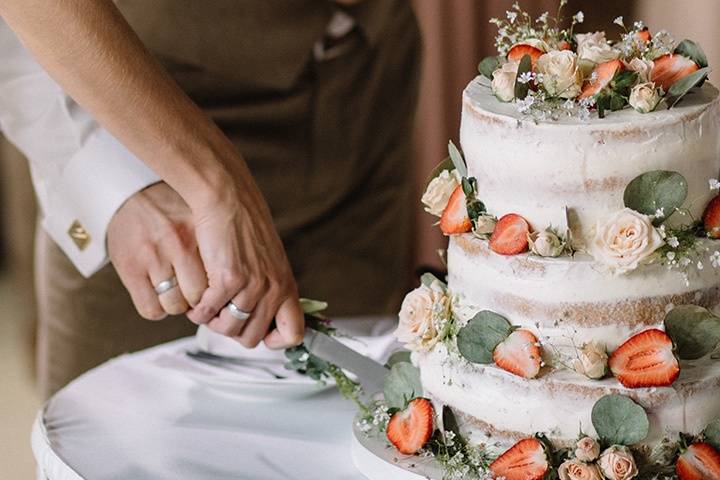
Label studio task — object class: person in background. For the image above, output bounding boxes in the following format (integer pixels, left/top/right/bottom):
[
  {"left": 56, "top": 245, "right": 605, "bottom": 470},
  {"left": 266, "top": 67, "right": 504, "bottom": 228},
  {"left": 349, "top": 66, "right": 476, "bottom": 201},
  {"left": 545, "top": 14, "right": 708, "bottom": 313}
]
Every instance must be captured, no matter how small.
[{"left": 0, "top": 0, "right": 420, "bottom": 397}]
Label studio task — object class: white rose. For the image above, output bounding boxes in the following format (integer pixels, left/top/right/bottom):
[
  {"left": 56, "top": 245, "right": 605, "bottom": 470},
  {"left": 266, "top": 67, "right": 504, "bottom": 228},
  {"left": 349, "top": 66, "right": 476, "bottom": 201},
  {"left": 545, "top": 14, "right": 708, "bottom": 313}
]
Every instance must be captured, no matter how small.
[
  {"left": 626, "top": 58, "right": 654, "bottom": 83},
  {"left": 576, "top": 32, "right": 620, "bottom": 64},
  {"left": 536, "top": 50, "right": 583, "bottom": 99},
  {"left": 598, "top": 446, "right": 639, "bottom": 480},
  {"left": 575, "top": 436, "right": 601, "bottom": 462},
  {"left": 422, "top": 169, "right": 461, "bottom": 216},
  {"left": 589, "top": 208, "right": 664, "bottom": 274},
  {"left": 629, "top": 82, "right": 661, "bottom": 113},
  {"left": 573, "top": 342, "right": 608, "bottom": 380},
  {"left": 491, "top": 60, "right": 520, "bottom": 102},
  {"left": 528, "top": 229, "right": 565, "bottom": 257},
  {"left": 558, "top": 459, "right": 603, "bottom": 480},
  {"left": 394, "top": 281, "right": 450, "bottom": 351},
  {"left": 475, "top": 215, "right": 497, "bottom": 235}
]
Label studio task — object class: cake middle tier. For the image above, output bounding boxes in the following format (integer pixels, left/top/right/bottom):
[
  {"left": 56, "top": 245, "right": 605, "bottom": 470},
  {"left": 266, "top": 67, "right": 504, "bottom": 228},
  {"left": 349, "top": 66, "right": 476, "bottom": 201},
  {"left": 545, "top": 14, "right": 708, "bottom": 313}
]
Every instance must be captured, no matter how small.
[{"left": 448, "top": 235, "right": 720, "bottom": 353}]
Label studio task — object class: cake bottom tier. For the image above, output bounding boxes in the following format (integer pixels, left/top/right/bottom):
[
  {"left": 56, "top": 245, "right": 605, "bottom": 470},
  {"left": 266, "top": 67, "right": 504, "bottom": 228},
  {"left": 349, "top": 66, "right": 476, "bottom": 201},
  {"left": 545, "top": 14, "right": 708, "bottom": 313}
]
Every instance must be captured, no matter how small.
[{"left": 417, "top": 345, "right": 720, "bottom": 448}]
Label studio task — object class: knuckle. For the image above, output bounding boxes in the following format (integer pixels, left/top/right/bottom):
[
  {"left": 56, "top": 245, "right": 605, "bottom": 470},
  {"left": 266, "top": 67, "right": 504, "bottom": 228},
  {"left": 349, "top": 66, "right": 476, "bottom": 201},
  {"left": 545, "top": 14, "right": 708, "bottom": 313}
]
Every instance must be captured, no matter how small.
[{"left": 219, "top": 268, "right": 244, "bottom": 293}]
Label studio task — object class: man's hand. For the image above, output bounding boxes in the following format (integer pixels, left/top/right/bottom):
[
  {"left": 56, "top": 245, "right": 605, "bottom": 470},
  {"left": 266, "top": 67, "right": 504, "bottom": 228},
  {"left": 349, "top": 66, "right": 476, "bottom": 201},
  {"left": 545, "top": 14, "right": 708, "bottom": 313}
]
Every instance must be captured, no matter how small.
[{"left": 108, "top": 182, "right": 208, "bottom": 320}]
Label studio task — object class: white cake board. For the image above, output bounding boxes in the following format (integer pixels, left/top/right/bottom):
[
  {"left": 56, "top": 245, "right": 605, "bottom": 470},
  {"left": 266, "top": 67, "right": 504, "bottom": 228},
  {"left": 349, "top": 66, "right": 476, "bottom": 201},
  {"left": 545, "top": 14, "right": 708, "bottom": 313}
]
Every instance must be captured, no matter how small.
[{"left": 351, "top": 414, "right": 444, "bottom": 480}]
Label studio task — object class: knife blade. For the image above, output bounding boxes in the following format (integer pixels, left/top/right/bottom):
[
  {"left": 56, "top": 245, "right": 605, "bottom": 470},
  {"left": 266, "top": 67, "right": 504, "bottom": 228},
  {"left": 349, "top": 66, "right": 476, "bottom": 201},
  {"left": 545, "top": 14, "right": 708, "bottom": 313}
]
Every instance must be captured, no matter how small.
[{"left": 303, "top": 329, "right": 389, "bottom": 394}]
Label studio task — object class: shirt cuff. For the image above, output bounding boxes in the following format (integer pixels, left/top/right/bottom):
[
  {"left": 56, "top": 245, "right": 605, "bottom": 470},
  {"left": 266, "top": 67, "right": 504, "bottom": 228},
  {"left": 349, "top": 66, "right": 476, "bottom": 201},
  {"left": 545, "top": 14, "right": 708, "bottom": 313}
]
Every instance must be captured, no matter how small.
[{"left": 41, "top": 128, "right": 161, "bottom": 277}]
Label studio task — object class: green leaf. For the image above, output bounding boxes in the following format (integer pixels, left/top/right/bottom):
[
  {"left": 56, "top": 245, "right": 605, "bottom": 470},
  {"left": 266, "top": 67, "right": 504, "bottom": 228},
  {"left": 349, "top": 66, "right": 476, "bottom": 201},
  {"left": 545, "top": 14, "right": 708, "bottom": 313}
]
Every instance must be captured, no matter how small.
[
  {"left": 420, "top": 272, "right": 446, "bottom": 290},
  {"left": 665, "top": 304, "right": 720, "bottom": 360},
  {"left": 461, "top": 177, "right": 487, "bottom": 228},
  {"left": 442, "top": 406, "right": 467, "bottom": 448},
  {"left": 456, "top": 310, "right": 513, "bottom": 364},
  {"left": 299, "top": 298, "right": 329, "bottom": 315},
  {"left": 424, "top": 156, "right": 455, "bottom": 189},
  {"left": 611, "top": 71, "right": 639, "bottom": 94},
  {"left": 514, "top": 54, "right": 532, "bottom": 100},
  {"left": 448, "top": 140, "right": 467, "bottom": 178},
  {"left": 704, "top": 418, "right": 720, "bottom": 451},
  {"left": 596, "top": 92, "right": 610, "bottom": 119},
  {"left": 666, "top": 67, "right": 710, "bottom": 109},
  {"left": 675, "top": 39, "right": 708, "bottom": 68},
  {"left": 383, "top": 362, "right": 423, "bottom": 410},
  {"left": 608, "top": 92, "right": 627, "bottom": 111},
  {"left": 591, "top": 394, "right": 650, "bottom": 446},
  {"left": 386, "top": 350, "right": 412, "bottom": 368},
  {"left": 623, "top": 170, "right": 688, "bottom": 224},
  {"left": 478, "top": 56, "right": 501, "bottom": 80}
]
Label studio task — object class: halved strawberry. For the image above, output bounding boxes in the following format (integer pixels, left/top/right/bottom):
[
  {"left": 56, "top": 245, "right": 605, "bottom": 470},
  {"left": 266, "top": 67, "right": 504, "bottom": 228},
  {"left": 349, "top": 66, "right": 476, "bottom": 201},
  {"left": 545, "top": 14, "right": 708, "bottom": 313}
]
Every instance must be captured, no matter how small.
[
  {"left": 609, "top": 329, "right": 680, "bottom": 388},
  {"left": 557, "top": 40, "right": 572, "bottom": 51},
  {"left": 490, "top": 438, "right": 550, "bottom": 480},
  {"left": 579, "top": 59, "right": 625, "bottom": 99},
  {"left": 651, "top": 54, "right": 700, "bottom": 91},
  {"left": 703, "top": 195, "right": 720, "bottom": 238},
  {"left": 507, "top": 44, "right": 544, "bottom": 68},
  {"left": 676, "top": 443, "right": 720, "bottom": 480},
  {"left": 494, "top": 329, "right": 542, "bottom": 379},
  {"left": 635, "top": 28, "right": 652, "bottom": 43},
  {"left": 386, "top": 398, "right": 435, "bottom": 455},
  {"left": 440, "top": 185, "right": 471, "bottom": 235},
  {"left": 489, "top": 213, "right": 530, "bottom": 255}
]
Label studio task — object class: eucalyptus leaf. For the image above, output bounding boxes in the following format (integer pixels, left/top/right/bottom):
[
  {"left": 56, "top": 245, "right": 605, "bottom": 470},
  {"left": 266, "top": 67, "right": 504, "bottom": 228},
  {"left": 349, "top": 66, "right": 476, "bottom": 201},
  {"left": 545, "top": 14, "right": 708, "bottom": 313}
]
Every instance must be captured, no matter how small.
[
  {"left": 420, "top": 272, "right": 446, "bottom": 290},
  {"left": 514, "top": 54, "right": 532, "bottom": 100},
  {"left": 383, "top": 362, "right": 423, "bottom": 410},
  {"left": 448, "top": 141, "right": 467, "bottom": 178},
  {"left": 674, "top": 39, "right": 708, "bottom": 68},
  {"left": 386, "top": 350, "right": 412, "bottom": 368},
  {"left": 666, "top": 67, "right": 710, "bottom": 108},
  {"left": 665, "top": 304, "right": 720, "bottom": 360},
  {"left": 704, "top": 418, "right": 720, "bottom": 451},
  {"left": 425, "top": 156, "right": 455, "bottom": 189},
  {"left": 462, "top": 177, "right": 487, "bottom": 227},
  {"left": 299, "top": 298, "right": 329, "bottom": 315},
  {"left": 611, "top": 71, "right": 638, "bottom": 94},
  {"left": 442, "top": 406, "right": 467, "bottom": 448},
  {"left": 623, "top": 170, "right": 688, "bottom": 224},
  {"left": 591, "top": 394, "right": 650, "bottom": 446},
  {"left": 456, "top": 310, "right": 513, "bottom": 364},
  {"left": 478, "top": 56, "right": 501, "bottom": 80}
]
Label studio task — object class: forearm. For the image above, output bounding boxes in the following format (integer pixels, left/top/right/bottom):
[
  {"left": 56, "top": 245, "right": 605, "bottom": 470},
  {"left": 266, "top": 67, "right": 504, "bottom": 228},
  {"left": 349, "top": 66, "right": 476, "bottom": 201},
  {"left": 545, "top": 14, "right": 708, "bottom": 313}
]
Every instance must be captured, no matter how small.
[{"left": 0, "top": 0, "right": 247, "bottom": 208}]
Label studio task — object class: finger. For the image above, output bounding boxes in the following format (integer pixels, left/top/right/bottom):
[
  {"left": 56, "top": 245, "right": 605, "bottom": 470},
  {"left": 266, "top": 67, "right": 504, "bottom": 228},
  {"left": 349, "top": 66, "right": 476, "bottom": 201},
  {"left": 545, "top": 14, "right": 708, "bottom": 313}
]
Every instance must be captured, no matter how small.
[
  {"left": 229, "top": 278, "right": 264, "bottom": 313},
  {"left": 236, "top": 294, "right": 277, "bottom": 348},
  {"left": 122, "top": 273, "right": 167, "bottom": 321},
  {"left": 187, "top": 280, "right": 239, "bottom": 325},
  {"left": 206, "top": 307, "right": 249, "bottom": 337},
  {"left": 173, "top": 247, "right": 208, "bottom": 308},
  {"left": 149, "top": 267, "right": 189, "bottom": 316},
  {"left": 264, "top": 296, "right": 304, "bottom": 349}
]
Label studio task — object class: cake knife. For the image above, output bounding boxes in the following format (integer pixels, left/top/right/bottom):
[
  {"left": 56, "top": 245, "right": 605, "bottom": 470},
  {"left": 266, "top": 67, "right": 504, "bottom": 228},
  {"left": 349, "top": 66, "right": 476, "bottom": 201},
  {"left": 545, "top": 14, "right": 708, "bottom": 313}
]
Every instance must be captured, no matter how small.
[{"left": 302, "top": 329, "right": 389, "bottom": 394}]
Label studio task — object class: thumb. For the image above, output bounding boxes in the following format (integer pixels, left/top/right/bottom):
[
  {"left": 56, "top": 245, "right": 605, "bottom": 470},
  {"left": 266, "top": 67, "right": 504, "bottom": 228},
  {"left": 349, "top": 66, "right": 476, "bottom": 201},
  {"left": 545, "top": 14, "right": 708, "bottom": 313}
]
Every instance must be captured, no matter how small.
[{"left": 264, "top": 295, "right": 305, "bottom": 349}]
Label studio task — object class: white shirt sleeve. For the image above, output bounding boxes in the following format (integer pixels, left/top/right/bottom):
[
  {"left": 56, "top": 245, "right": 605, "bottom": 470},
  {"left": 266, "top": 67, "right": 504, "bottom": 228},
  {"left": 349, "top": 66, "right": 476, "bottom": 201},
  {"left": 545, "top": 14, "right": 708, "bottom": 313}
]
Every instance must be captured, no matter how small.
[{"left": 0, "top": 20, "right": 161, "bottom": 277}]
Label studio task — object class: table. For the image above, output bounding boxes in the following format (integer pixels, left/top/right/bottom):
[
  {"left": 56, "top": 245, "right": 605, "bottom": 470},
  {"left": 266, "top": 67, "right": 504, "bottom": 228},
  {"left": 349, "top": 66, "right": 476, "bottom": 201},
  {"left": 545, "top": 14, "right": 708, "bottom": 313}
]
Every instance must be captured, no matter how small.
[{"left": 32, "top": 317, "right": 400, "bottom": 480}]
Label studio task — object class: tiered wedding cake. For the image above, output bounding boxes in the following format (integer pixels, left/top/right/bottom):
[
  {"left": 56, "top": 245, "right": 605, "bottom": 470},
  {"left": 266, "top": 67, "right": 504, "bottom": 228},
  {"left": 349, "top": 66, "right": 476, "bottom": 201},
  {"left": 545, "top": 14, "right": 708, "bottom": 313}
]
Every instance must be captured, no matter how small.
[{"left": 374, "top": 4, "right": 720, "bottom": 480}]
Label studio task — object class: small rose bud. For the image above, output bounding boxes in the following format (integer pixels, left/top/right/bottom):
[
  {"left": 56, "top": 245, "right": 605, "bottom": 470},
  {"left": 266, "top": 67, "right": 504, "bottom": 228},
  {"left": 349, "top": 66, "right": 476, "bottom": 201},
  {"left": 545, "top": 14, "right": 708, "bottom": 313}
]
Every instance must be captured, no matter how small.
[
  {"left": 528, "top": 229, "right": 565, "bottom": 257},
  {"left": 629, "top": 82, "right": 661, "bottom": 113},
  {"left": 491, "top": 61, "right": 520, "bottom": 102},
  {"left": 573, "top": 341, "right": 609, "bottom": 380},
  {"left": 575, "top": 436, "right": 601, "bottom": 462}
]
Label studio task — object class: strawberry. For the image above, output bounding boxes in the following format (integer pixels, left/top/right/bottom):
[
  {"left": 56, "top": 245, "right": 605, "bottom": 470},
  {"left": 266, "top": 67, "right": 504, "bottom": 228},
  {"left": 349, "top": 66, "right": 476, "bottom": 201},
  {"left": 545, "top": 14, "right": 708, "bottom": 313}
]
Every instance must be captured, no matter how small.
[
  {"left": 440, "top": 185, "right": 471, "bottom": 235},
  {"left": 676, "top": 443, "right": 720, "bottom": 480},
  {"left": 489, "top": 213, "right": 530, "bottom": 255},
  {"left": 386, "top": 398, "right": 435, "bottom": 455},
  {"left": 579, "top": 59, "right": 625, "bottom": 99},
  {"left": 490, "top": 438, "right": 550, "bottom": 480},
  {"left": 609, "top": 329, "right": 680, "bottom": 388},
  {"left": 507, "top": 44, "right": 544, "bottom": 68},
  {"left": 493, "top": 329, "right": 542, "bottom": 379},
  {"left": 651, "top": 54, "right": 700, "bottom": 91},
  {"left": 557, "top": 40, "right": 572, "bottom": 51},
  {"left": 635, "top": 28, "right": 652, "bottom": 43},
  {"left": 703, "top": 195, "right": 720, "bottom": 238}
]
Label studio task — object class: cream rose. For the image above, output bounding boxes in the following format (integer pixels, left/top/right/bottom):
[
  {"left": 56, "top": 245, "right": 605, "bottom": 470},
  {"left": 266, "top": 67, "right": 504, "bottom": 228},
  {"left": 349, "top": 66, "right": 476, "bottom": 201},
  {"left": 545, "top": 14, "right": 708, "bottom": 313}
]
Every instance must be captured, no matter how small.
[
  {"left": 575, "top": 436, "right": 601, "bottom": 462},
  {"left": 491, "top": 60, "right": 520, "bottom": 102},
  {"left": 475, "top": 215, "right": 497, "bottom": 235},
  {"left": 629, "top": 82, "right": 661, "bottom": 113},
  {"left": 576, "top": 32, "right": 620, "bottom": 64},
  {"left": 589, "top": 208, "right": 664, "bottom": 274},
  {"left": 422, "top": 169, "right": 461, "bottom": 216},
  {"left": 598, "top": 446, "right": 639, "bottom": 480},
  {"left": 536, "top": 50, "right": 582, "bottom": 99},
  {"left": 626, "top": 58, "right": 654, "bottom": 83},
  {"left": 394, "top": 281, "right": 450, "bottom": 351},
  {"left": 528, "top": 229, "right": 565, "bottom": 257},
  {"left": 573, "top": 342, "right": 608, "bottom": 380},
  {"left": 558, "top": 459, "right": 603, "bottom": 480}
]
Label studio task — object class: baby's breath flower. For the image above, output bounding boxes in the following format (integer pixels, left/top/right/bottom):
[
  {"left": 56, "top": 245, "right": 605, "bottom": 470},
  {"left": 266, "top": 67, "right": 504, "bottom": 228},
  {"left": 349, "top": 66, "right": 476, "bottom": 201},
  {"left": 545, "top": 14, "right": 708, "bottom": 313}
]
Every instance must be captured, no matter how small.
[
  {"left": 667, "top": 236, "right": 679, "bottom": 248},
  {"left": 633, "top": 20, "right": 645, "bottom": 31},
  {"left": 517, "top": 71, "right": 534, "bottom": 84},
  {"left": 654, "top": 207, "right": 665, "bottom": 219},
  {"left": 710, "top": 251, "right": 720, "bottom": 268},
  {"left": 709, "top": 178, "right": 720, "bottom": 190},
  {"left": 573, "top": 11, "right": 584, "bottom": 24},
  {"left": 507, "top": 10, "right": 518, "bottom": 23},
  {"left": 614, "top": 16, "right": 624, "bottom": 27}
]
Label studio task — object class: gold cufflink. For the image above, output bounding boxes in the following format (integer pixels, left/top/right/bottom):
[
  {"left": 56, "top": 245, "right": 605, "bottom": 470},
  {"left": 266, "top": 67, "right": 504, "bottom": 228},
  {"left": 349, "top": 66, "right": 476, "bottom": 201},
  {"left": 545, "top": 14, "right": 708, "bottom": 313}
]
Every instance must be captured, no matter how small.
[{"left": 68, "top": 220, "right": 91, "bottom": 251}]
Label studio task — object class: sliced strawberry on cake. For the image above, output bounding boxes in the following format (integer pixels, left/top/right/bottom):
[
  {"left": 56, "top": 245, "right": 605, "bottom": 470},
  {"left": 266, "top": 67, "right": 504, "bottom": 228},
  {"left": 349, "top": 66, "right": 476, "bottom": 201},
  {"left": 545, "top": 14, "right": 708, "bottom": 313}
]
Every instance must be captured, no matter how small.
[
  {"left": 493, "top": 329, "right": 542, "bottom": 379},
  {"left": 507, "top": 44, "right": 544, "bottom": 68},
  {"left": 490, "top": 437, "right": 550, "bottom": 480},
  {"left": 635, "top": 28, "right": 652, "bottom": 43},
  {"left": 703, "top": 194, "right": 720, "bottom": 238},
  {"left": 608, "top": 329, "right": 680, "bottom": 388},
  {"left": 489, "top": 213, "right": 531, "bottom": 255},
  {"left": 579, "top": 59, "right": 624, "bottom": 99},
  {"left": 440, "top": 185, "right": 472, "bottom": 235},
  {"left": 676, "top": 443, "right": 720, "bottom": 480},
  {"left": 651, "top": 54, "right": 700, "bottom": 92},
  {"left": 386, "top": 398, "right": 435, "bottom": 455}
]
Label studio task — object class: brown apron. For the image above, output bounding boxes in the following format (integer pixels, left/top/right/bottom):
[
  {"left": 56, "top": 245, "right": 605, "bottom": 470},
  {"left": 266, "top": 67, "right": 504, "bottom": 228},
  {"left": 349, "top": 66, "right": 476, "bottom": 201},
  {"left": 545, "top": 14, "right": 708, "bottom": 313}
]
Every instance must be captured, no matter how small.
[{"left": 36, "top": 0, "right": 421, "bottom": 397}]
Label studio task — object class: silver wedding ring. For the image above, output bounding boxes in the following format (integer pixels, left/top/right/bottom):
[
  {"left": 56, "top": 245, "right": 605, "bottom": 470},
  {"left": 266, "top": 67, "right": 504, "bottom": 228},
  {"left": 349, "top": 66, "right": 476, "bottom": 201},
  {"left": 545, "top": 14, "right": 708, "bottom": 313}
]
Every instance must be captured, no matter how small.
[
  {"left": 154, "top": 276, "right": 178, "bottom": 295},
  {"left": 227, "top": 301, "right": 252, "bottom": 321}
]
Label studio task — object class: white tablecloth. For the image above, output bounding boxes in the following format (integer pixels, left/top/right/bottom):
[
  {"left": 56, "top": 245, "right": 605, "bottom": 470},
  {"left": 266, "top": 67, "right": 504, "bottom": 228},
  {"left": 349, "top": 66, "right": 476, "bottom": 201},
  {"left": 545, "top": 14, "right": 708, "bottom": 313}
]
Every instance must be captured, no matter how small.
[{"left": 32, "top": 317, "right": 399, "bottom": 480}]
